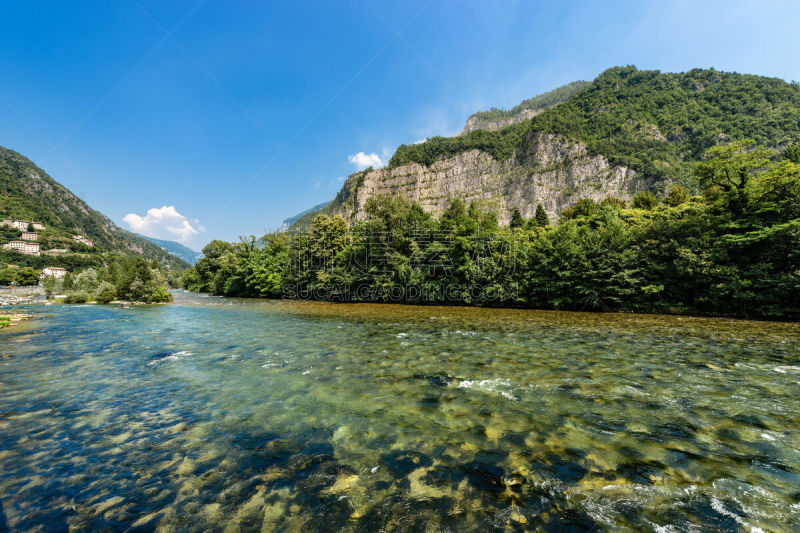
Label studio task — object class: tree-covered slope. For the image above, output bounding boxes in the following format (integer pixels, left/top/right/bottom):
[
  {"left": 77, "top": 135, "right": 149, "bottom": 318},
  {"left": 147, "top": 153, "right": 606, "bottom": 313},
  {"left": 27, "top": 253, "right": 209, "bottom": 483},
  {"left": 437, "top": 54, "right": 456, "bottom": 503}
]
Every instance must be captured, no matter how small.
[
  {"left": 138, "top": 234, "right": 203, "bottom": 265},
  {"left": 390, "top": 67, "right": 800, "bottom": 189},
  {"left": 465, "top": 80, "right": 591, "bottom": 125},
  {"left": 281, "top": 200, "right": 331, "bottom": 231},
  {"left": 0, "top": 146, "right": 189, "bottom": 270},
  {"left": 529, "top": 67, "right": 800, "bottom": 187}
]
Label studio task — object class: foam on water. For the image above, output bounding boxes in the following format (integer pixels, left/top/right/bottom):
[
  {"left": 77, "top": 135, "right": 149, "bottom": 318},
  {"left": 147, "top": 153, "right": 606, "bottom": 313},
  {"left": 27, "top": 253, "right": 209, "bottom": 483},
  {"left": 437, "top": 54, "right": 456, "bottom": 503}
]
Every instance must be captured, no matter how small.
[{"left": 147, "top": 350, "right": 194, "bottom": 367}]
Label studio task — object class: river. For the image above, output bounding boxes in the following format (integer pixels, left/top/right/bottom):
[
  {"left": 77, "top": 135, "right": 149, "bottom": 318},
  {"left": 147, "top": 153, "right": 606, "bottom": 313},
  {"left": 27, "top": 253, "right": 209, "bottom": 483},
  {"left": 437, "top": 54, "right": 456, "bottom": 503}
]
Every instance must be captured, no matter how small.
[{"left": 1, "top": 291, "right": 798, "bottom": 531}]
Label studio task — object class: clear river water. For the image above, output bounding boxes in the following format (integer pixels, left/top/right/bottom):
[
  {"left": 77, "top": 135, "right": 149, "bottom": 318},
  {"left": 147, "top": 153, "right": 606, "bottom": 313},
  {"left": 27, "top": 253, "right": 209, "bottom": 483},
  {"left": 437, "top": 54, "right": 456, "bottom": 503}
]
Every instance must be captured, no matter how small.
[{"left": 1, "top": 291, "right": 799, "bottom": 532}]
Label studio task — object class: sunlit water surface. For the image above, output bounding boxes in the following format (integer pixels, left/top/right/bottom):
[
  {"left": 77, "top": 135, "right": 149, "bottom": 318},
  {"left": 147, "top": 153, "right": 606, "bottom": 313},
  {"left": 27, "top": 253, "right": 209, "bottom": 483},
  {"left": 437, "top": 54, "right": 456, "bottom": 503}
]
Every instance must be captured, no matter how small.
[{"left": 1, "top": 292, "right": 799, "bottom": 532}]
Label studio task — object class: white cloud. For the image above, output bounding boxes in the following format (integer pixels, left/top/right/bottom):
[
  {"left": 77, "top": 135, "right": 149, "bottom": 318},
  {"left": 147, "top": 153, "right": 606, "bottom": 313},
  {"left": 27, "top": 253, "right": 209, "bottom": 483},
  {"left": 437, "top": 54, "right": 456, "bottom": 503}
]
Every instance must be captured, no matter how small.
[
  {"left": 123, "top": 205, "right": 202, "bottom": 244},
  {"left": 348, "top": 152, "right": 384, "bottom": 170}
]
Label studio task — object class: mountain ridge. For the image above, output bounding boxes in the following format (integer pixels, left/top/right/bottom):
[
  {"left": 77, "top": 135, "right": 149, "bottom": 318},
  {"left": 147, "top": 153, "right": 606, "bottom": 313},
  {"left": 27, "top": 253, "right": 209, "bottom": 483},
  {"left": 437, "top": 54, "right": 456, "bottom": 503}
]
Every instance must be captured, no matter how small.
[
  {"left": 281, "top": 200, "right": 331, "bottom": 231},
  {"left": 317, "top": 66, "right": 800, "bottom": 226},
  {"left": 137, "top": 234, "right": 203, "bottom": 265},
  {"left": 0, "top": 146, "right": 189, "bottom": 271}
]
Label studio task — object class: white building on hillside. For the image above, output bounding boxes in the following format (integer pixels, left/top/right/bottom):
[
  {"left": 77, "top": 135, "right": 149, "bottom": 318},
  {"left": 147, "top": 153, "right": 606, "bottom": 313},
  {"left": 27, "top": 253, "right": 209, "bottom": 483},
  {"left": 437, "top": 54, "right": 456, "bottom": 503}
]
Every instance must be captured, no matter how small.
[
  {"left": 73, "top": 235, "right": 93, "bottom": 247},
  {"left": 3, "top": 240, "right": 25, "bottom": 251},
  {"left": 0, "top": 220, "right": 45, "bottom": 231},
  {"left": 4, "top": 241, "right": 41, "bottom": 255},
  {"left": 21, "top": 231, "right": 38, "bottom": 241},
  {"left": 40, "top": 267, "right": 67, "bottom": 279}
]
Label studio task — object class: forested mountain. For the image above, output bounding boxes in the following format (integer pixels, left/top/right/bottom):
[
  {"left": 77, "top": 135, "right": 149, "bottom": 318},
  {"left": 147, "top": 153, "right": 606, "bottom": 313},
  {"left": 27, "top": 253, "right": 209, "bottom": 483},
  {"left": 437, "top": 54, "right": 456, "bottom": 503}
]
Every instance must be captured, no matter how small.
[
  {"left": 0, "top": 146, "right": 188, "bottom": 271},
  {"left": 281, "top": 201, "right": 331, "bottom": 232},
  {"left": 315, "top": 67, "right": 800, "bottom": 227},
  {"left": 393, "top": 67, "right": 800, "bottom": 180},
  {"left": 138, "top": 234, "right": 203, "bottom": 265}
]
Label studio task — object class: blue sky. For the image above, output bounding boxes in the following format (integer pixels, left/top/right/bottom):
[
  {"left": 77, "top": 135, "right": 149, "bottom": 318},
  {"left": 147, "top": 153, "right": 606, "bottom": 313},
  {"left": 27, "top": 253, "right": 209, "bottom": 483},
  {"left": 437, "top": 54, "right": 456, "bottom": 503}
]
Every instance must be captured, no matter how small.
[{"left": 1, "top": 1, "right": 799, "bottom": 250}]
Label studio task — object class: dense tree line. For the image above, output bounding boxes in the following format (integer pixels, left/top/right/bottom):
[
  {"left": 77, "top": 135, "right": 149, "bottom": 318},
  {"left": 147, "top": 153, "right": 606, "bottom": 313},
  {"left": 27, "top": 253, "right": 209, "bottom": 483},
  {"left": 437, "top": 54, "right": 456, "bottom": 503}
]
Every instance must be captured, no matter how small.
[
  {"left": 0, "top": 251, "right": 104, "bottom": 271},
  {"left": 41, "top": 256, "right": 173, "bottom": 304},
  {"left": 182, "top": 141, "right": 800, "bottom": 319},
  {"left": 0, "top": 265, "right": 39, "bottom": 286}
]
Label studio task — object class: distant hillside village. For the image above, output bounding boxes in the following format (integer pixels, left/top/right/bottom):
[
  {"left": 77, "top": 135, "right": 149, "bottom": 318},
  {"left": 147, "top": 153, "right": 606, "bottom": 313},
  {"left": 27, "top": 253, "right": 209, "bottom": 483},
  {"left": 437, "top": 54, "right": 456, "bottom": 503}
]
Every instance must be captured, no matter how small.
[
  {"left": 1, "top": 219, "right": 44, "bottom": 256},
  {"left": 0, "top": 218, "right": 96, "bottom": 285}
]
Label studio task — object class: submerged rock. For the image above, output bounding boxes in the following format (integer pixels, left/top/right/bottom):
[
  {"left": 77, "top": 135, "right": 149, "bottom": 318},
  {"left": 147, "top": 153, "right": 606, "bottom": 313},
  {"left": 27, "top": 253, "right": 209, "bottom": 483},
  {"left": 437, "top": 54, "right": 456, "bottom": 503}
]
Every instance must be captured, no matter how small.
[
  {"left": 462, "top": 461, "right": 506, "bottom": 493},
  {"left": 413, "top": 373, "right": 455, "bottom": 387},
  {"left": 380, "top": 451, "right": 433, "bottom": 478}
]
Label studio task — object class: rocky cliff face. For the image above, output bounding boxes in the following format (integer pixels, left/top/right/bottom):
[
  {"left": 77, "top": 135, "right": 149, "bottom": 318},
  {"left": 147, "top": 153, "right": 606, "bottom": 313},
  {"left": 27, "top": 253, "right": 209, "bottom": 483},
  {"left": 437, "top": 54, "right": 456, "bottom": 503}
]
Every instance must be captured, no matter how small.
[
  {"left": 302, "top": 68, "right": 800, "bottom": 229},
  {"left": 458, "top": 108, "right": 542, "bottom": 136},
  {"left": 331, "top": 131, "right": 652, "bottom": 224}
]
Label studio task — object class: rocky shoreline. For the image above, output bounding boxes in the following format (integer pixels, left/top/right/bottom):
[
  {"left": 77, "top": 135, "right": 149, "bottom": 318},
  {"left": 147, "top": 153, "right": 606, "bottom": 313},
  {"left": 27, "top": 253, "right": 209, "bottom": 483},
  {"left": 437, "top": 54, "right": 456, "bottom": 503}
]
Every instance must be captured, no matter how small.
[
  {"left": 0, "top": 293, "right": 44, "bottom": 307},
  {"left": 0, "top": 293, "right": 42, "bottom": 328},
  {"left": 0, "top": 311, "right": 32, "bottom": 329}
]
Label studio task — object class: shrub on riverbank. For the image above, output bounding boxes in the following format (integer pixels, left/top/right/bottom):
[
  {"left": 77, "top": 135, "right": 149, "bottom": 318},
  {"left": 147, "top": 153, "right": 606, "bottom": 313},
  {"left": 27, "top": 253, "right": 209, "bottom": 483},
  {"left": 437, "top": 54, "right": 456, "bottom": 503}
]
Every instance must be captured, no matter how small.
[
  {"left": 64, "top": 291, "right": 90, "bottom": 304},
  {"left": 54, "top": 257, "right": 172, "bottom": 304},
  {"left": 94, "top": 281, "right": 117, "bottom": 304},
  {"left": 182, "top": 140, "right": 800, "bottom": 319}
]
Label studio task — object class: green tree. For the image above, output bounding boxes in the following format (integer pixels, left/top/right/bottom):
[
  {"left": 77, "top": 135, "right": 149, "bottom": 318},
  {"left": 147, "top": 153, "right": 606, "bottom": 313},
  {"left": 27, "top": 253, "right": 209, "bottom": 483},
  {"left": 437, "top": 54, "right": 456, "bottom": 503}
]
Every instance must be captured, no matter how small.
[
  {"left": 509, "top": 208, "right": 525, "bottom": 228},
  {"left": 94, "top": 281, "right": 117, "bottom": 304},
  {"left": 362, "top": 194, "right": 414, "bottom": 231},
  {"left": 783, "top": 138, "right": 800, "bottom": 163},
  {"left": 633, "top": 191, "right": 659, "bottom": 210},
  {"left": 74, "top": 268, "right": 98, "bottom": 291},
  {"left": 526, "top": 210, "right": 642, "bottom": 311},
  {"left": 0, "top": 267, "right": 14, "bottom": 285},
  {"left": 143, "top": 274, "right": 171, "bottom": 302},
  {"left": 249, "top": 233, "right": 290, "bottom": 296},
  {"left": 41, "top": 275, "right": 58, "bottom": 296},
  {"left": 534, "top": 204, "right": 550, "bottom": 227},
  {"left": 663, "top": 185, "right": 690, "bottom": 207},
  {"left": 309, "top": 214, "right": 349, "bottom": 263},
  {"left": 746, "top": 159, "right": 800, "bottom": 221},
  {"left": 15, "top": 267, "right": 39, "bottom": 286},
  {"left": 439, "top": 198, "right": 472, "bottom": 233},
  {"left": 600, "top": 197, "right": 627, "bottom": 210},
  {"left": 110, "top": 256, "right": 172, "bottom": 302},
  {"left": 468, "top": 202, "right": 499, "bottom": 233},
  {"left": 562, "top": 198, "right": 600, "bottom": 219},
  {"left": 215, "top": 251, "right": 246, "bottom": 296},
  {"left": 695, "top": 139, "right": 772, "bottom": 212},
  {"left": 180, "top": 267, "right": 204, "bottom": 292}
]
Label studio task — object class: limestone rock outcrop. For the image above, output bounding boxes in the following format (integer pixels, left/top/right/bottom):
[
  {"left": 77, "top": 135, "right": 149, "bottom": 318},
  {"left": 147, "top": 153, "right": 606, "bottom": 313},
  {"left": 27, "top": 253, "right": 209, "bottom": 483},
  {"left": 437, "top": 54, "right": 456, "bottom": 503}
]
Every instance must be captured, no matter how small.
[
  {"left": 458, "top": 109, "right": 543, "bottom": 136},
  {"left": 330, "top": 131, "right": 652, "bottom": 224}
]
